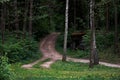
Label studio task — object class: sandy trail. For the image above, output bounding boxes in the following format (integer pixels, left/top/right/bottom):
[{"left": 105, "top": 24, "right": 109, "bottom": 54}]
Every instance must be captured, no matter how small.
[
  {"left": 22, "top": 33, "right": 62, "bottom": 69},
  {"left": 22, "top": 33, "right": 120, "bottom": 69}
]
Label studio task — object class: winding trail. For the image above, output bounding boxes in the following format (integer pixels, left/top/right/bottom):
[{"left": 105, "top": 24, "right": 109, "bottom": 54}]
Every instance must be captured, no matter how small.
[{"left": 22, "top": 33, "right": 120, "bottom": 69}]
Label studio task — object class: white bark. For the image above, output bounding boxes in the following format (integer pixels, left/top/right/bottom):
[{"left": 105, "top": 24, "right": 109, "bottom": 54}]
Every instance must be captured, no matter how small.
[
  {"left": 63, "top": 0, "right": 69, "bottom": 61},
  {"left": 89, "top": 0, "right": 99, "bottom": 68}
]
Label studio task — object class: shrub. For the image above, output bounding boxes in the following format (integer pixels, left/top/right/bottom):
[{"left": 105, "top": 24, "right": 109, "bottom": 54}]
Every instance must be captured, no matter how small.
[
  {"left": 0, "top": 55, "right": 15, "bottom": 80},
  {"left": 0, "top": 32, "right": 40, "bottom": 63},
  {"left": 83, "top": 30, "right": 114, "bottom": 51}
]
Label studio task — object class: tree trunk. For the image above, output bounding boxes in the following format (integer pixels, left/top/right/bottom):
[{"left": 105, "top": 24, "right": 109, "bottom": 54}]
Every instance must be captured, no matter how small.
[
  {"left": 14, "top": 0, "right": 19, "bottom": 31},
  {"left": 7, "top": 2, "right": 10, "bottom": 31},
  {"left": 48, "top": 5, "right": 54, "bottom": 32},
  {"left": 1, "top": 3, "right": 6, "bottom": 44},
  {"left": 74, "top": 0, "right": 76, "bottom": 31},
  {"left": 106, "top": 3, "right": 109, "bottom": 33},
  {"left": 23, "top": 0, "right": 29, "bottom": 37},
  {"left": 62, "top": 0, "right": 69, "bottom": 61},
  {"left": 29, "top": 0, "right": 33, "bottom": 37},
  {"left": 89, "top": 0, "right": 99, "bottom": 68},
  {"left": 114, "top": 0, "right": 119, "bottom": 54}
]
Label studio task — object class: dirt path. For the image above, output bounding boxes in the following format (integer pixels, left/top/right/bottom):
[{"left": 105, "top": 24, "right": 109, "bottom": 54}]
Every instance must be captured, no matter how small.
[
  {"left": 22, "top": 32, "right": 62, "bottom": 69},
  {"left": 22, "top": 33, "right": 120, "bottom": 69}
]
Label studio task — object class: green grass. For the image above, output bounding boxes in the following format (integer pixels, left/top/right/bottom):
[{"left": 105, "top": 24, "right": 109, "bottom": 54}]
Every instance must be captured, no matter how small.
[
  {"left": 11, "top": 61, "right": 120, "bottom": 80},
  {"left": 33, "top": 58, "right": 51, "bottom": 68}
]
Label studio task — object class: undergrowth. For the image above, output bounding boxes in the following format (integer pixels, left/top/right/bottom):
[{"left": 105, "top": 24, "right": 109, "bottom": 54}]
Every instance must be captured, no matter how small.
[
  {"left": 56, "top": 32, "right": 120, "bottom": 64},
  {"left": 56, "top": 33, "right": 89, "bottom": 59},
  {"left": 0, "top": 31, "right": 41, "bottom": 63},
  {"left": 0, "top": 55, "right": 15, "bottom": 80},
  {"left": 12, "top": 61, "right": 120, "bottom": 80}
]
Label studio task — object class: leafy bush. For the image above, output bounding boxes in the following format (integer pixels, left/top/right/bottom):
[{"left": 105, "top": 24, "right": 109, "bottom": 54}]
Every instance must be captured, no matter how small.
[
  {"left": 66, "top": 49, "right": 89, "bottom": 58},
  {"left": 56, "top": 33, "right": 64, "bottom": 47},
  {"left": 56, "top": 34, "right": 89, "bottom": 58},
  {"left": 83, "top": 30, "right": 114, "bottom": 51},
  {"left": 0, "top": 32, "right": 40, "bottom": 63},
  {"left": 0, "top": 56, "right": 15, "bottom": 80},
  {"left": 82, "top": 31, "right": 91, "bottom": 51}
]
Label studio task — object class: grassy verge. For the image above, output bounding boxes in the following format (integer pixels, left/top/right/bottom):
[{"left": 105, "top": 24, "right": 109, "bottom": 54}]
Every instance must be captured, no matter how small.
[{"left": 12, "top": 61, "right": 120, "bottom": 80}]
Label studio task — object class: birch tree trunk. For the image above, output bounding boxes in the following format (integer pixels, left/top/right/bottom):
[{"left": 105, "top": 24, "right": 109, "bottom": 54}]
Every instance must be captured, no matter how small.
[
  {"left": 62, "top": 0, "right": 69, "bottom": 61},
  {"left": 89, "top": 0, "right": 99, "bottom": 68},
  {"left": 29, "top": 0, "right": 33, "bottom": 36}
]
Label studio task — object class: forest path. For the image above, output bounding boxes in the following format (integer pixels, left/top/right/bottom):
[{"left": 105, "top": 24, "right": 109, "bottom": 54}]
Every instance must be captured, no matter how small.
[{"left": 22, "top": 33, "right": 120, "bottom": 69}]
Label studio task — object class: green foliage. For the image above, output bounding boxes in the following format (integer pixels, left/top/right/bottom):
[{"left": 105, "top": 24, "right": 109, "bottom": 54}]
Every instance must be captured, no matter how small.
[
  {"left": 56, "top": 33, "right": 64, "bottom": 47},
  {"left": 0, "top": 32, "right": 40, "bottom": 63},
  {"left": 82, "top": 30, "right": 120, "bottom": 63},
  {"left": 83, "top": 30, "right": 114, "bottom": 51},
  {"left": 68, "top": 50, "right": 89, "bottom": 58},
  {"left": 34, "top": 24, "right": 50, "bottom": 41},
  {"left": 82, "top": 31, "right": 91, "bottom": 51},
  {"left": 12, "top": 61, "right": 120, "bottom": 80},
  {"left": 56, "top": 34, "right": 89, "bottom": 58},
  {"left": 0, "top": 0, "right": 9, "bottom": 3},
  {"left": 0, "top": 56, "right": 15, "bottom": 80},
  {"left": 99, "top": 47, "right": 120, "bottom": 64},
  {"left": 33, "top": 0, "right": 65, "bottom": 38}
]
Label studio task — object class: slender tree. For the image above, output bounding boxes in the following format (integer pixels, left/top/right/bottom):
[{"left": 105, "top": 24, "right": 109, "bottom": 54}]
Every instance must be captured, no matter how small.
[
  {"left": 1, "top": 3, "right": 6, "bottom": 44},
  {"left": 106, "top": 3, "right": 109, "bottom": 33},
  {"left": 14, "top": 0, "right": 19, "bottom": 31},
  {"left": 29, "top": 0, "right": 33, "bottom": 36},
  {"left": 6, "top": 2, "right": 10, "bottom": 30},
  {"left": 23, "top": 0, "right": 29, "bottom": 37},
  {"left": 48, "top": 0, "right": 54, "bottom": 32},
  {"left": 62, "top": 0, "right": 69, "bottom": 61},
  {"left": 114, "top": 0, "right": 119, "bottom": 54},
  {"left": 74, "top": 0, "right": 76, "bottom": 31},
  {"left": 89, "top": 0, "right": 99, "bottom": 68}
]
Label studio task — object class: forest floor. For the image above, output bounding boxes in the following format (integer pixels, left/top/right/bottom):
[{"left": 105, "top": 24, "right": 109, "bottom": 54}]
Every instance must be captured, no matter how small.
[{"left": 22, "top": 32, "right": 120, "bottom": 69}]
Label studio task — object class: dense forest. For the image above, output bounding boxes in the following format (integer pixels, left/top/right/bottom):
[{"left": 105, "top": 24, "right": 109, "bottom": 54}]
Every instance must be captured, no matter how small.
[{"left": 0, "top": 0, "right": 120, "bottom": 80}]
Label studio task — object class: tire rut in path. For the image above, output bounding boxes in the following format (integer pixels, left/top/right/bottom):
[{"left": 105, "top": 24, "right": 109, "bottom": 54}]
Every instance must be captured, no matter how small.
[{"left": 22, "top": 32, "right": 120, "bottom": 69}]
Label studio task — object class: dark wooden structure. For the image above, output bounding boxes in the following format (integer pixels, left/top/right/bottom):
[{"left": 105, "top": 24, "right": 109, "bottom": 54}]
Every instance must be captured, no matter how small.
[{"left": 70, "top": 32, "right": 85, "bottom": 50}]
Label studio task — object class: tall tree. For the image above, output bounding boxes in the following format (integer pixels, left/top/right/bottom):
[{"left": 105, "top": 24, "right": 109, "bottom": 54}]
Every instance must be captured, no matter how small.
[
  {"left": 6, "top": 2, "right": 10, "bottom": 30},
  {"left": 106, "top": 3, "right": 109, "bottom": 32},
  {"left": 23, "top": 0, "right": 29, "bottom": 37},
  {"left": 29, "top": 0, "right": 33, "bottom": 36},
  {"left": 48, "top": 0, "right": 54, "bottom": 32},
  {"left": 114, "top": 0, "right": 119, "bottom": 54},
  {"left": 62, "top": 0, "right": 69, "bottom": 61},
  {"left": 1, "top": 3, "right": 6, "bottom": 44},
  {"left": 73, "top": 0, "right": 76, "bottom": 31},
  {"left": 89, "top": 0, "right": 99, "bottom": 68},
  {"left": 14, "top": 0, "right": 19, "bottom": 31}
]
